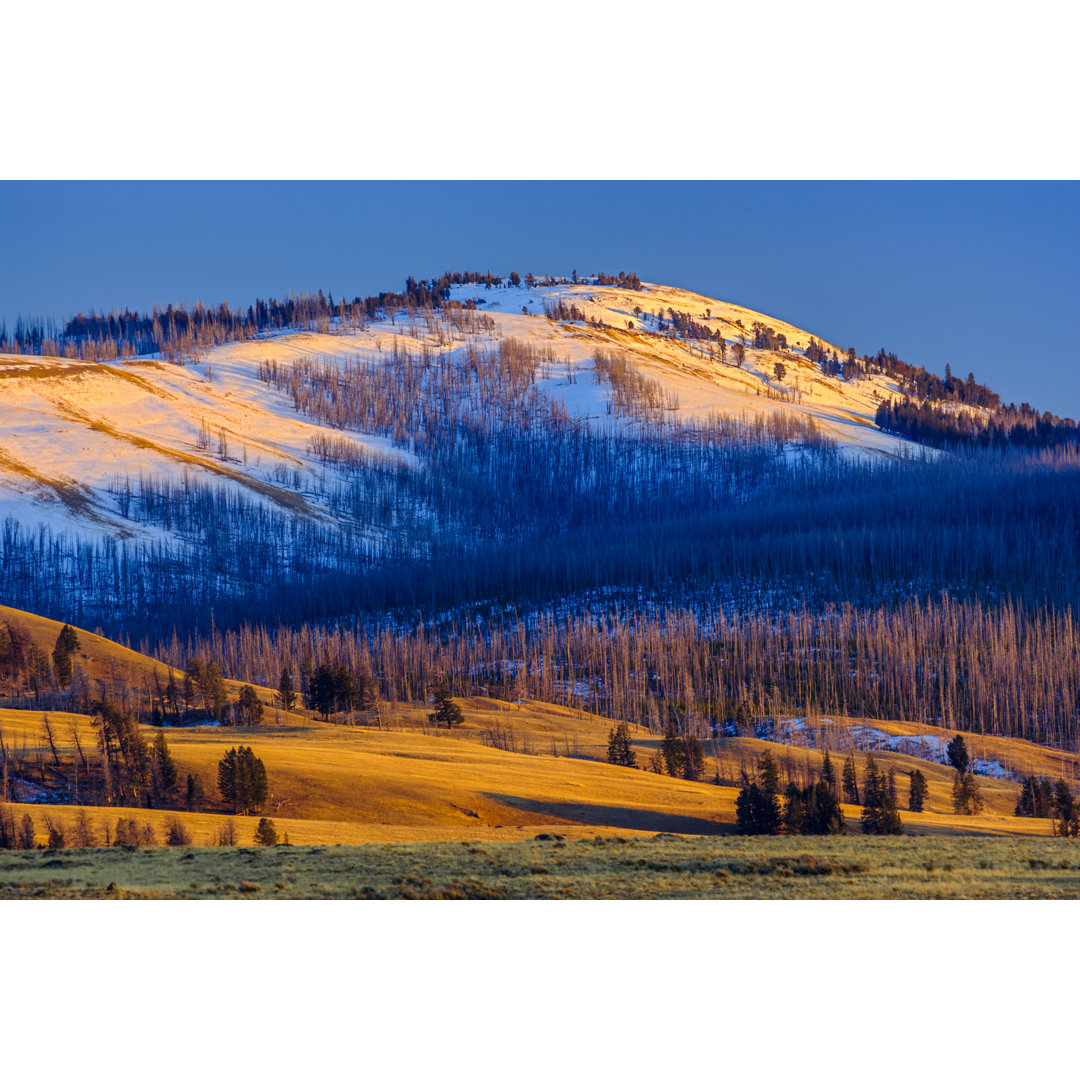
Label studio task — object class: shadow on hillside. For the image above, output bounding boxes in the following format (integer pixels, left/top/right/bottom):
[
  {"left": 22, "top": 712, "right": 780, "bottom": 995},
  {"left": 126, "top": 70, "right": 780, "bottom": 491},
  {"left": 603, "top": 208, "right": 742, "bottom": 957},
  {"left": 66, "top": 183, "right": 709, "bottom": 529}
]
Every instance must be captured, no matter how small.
[{"left": 482, "top": 793, "right": 733, "bottom": 835}]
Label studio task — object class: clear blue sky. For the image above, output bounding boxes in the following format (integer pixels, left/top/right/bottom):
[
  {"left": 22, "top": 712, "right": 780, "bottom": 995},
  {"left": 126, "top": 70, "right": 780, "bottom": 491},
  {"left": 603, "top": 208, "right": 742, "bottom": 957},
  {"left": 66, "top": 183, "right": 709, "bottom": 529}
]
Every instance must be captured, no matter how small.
[{"left": 2, "top": 181, "right": 1077, "bottom": 416}]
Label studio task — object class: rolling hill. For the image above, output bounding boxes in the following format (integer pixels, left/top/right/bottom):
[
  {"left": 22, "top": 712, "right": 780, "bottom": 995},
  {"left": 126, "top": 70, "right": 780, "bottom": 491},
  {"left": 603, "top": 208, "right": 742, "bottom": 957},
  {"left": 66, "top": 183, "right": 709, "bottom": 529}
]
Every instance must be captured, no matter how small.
[{"left": 0, "top": 278, "right": 919, "bottom": 543}]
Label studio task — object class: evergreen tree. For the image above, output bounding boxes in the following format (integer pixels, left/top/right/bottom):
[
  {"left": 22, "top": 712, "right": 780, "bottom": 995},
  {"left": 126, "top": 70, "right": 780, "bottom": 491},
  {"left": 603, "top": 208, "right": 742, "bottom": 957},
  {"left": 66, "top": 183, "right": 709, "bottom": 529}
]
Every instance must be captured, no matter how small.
[
  {"left": 759, "top": 749, "right": 780, "bottom": 797},
  {"left": 805, "top": 780, "right": 845, "bottom": 834},
  {"left": 822, "top": 750, "right": 837, "bottom": 798},
  {"left": 842, "top": 753, "right": 860, "bottom": 804},
  {"left": 309, "top": 661, "right": 338, "bottom": 720},
  {"left": 235, "top": 684, "right": 264, "bottom": 726},
  {"left": 681, "top": 735, "right": 705, "bottom": 781},
  {"left": 784, "top": 782, "right": 806, "bottom": 834},
  {"left": 952, "top": 771, "right": 984, "bottom": 815},
  {"left": 428, "top": 684, "right": 465, "bottom": 728},
  {"left": 187, "top": 658, "right": 227, "bottom": 723},
  {"left": 150, "top": 731, "right": 178, "bottom": 798},
  {"left": 254, "top": 817, "right": 279, "bottom": 846},
  {"left": 185, "top": 772, "right": 205, "bottom": 812},
  {"left": 52, "top": 623, "right": 80, "bottom": 688},
  {"left": 217, "top": 745, "right": 268, "bottom": 814},
  {"left": 661, "top": 728, "right": 686, "bottom": 777},
  {"left": 946, "top": 734, "right": 970, "bottom": 774},
  {"left": 908, "top": 769, "right": 928, "bottom": 812},
  {"left": 860, "top": 753, "right": 903, "bottom": 834},
  {"left": 606, "top": 723, "right": 637, "bottom": 768},
  {"left": 735, "top": 756, "right": 783, "bottom": 834},
  {"left": 1051, "top": 781, "right": 1079, "bottom": 837},
  {"left": 276, "top": 668, "right": 296, "bottom": 711}
]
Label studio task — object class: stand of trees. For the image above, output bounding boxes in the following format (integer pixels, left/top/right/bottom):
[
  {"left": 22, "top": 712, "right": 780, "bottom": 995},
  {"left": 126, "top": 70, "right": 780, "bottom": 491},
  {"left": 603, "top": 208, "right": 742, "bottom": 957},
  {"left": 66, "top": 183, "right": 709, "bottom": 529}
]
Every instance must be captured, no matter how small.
[
  {"left": 737, "top": 751, "right": 845, "bottom": 835},
  {"left": 217, "top": 746, "right": 268, "bottom": 814},
  {"left": 0, "top": 269, "right": 640, "bottom": 363},
  {"left": 876, "top": 398, "right": 1079, "bottom": 450}
]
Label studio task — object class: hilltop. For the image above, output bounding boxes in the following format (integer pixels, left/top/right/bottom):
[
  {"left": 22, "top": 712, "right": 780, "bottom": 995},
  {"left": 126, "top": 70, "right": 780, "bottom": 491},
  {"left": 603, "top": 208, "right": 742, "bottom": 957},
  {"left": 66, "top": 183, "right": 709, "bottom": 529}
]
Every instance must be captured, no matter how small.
[{"left": 0, "top": 275, "right": 919, "bottom": 544}]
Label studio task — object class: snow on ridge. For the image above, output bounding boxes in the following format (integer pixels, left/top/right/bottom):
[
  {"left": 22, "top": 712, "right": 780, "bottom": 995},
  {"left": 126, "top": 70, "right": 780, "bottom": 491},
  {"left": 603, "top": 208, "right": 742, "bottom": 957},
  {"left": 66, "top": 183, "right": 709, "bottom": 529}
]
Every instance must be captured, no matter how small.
[{"left": 0, "top": 279, "right": 921, "bottom": 545}]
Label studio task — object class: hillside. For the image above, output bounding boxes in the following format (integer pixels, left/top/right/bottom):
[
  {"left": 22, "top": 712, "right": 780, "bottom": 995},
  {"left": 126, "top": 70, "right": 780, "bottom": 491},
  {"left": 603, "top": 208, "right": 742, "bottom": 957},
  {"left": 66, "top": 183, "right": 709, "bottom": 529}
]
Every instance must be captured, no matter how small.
[
  {"left": 2, "top": 613, "right": 1075, "bottom": 849},
  {"left": 0, "top": 278, "right": 917, "bottom": 543}
]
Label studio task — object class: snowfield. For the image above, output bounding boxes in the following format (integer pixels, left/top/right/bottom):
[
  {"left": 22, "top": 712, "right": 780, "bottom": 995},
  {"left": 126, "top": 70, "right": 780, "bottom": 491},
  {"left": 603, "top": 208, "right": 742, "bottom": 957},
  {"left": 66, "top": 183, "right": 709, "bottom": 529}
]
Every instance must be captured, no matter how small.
[{"left": 0, "top": 279, "right": 922, "bottom": 543}]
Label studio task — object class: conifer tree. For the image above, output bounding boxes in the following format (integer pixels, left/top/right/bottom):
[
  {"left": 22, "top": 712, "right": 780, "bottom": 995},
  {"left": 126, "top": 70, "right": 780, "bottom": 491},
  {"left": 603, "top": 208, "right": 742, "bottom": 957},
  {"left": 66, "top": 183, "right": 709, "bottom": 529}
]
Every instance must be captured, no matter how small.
[
  {"left": 276, "top": 668, "right": 296, "bottom": 711},
  {"left": 735, "top": 755, "right": 783, "bottom": 834},
  {"left": 606, "top": 723, "right": 637, "bottom": 768},
  {"left": 860, "top": 753, "right": 903, "bottom": 834},
  {"left": 661, "top": 728, "right": 687, "bottom": 777},
  {"left": 52, "top": 623, "right": 80, "bottom": 688},
  {"left": 842, "top": 753, "right": 860, "bottom": 804},
  {"left": 235, "top": 684, "right": 264, "bottom": 726},
  {"left": 946, "top": 734, "right": 970, "bottom": 774},
  {"left": 254, "top": 817, "right": 279, "bottom": 845},
  {"left": 908, "top": 769, "right": 928, "bottom": 812},
  {"left": 217, "top": 745, "right": 268, "bottom": 814},
  {"left": 759, "top": 749, "right": 780, "bottom": 797},
  {"left": 822, "top": 750, "right": 837, "bottom": 798},
  {"left": 150, "top": 731, "right": 178, "bottom": 798},
  {"left": 1050, "top": 781, "right": 1078, "bottom": 837},
  {"left": 428, "top": 684, "right": 465, "bottom": 728},
  {"left": 185, "top": 772, "right": 205, "bottom": 812}
]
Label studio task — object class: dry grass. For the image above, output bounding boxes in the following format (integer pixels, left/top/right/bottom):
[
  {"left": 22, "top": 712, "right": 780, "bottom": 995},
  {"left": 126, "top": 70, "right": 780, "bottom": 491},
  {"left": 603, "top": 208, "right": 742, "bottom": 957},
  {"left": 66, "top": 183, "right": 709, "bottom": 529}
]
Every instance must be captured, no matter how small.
[
  {"left": 2, "top": 834, "right": 1078, "bottom": 899},
  {"left": 2, "top": 695, "right": 1070, "bottom": 847}
]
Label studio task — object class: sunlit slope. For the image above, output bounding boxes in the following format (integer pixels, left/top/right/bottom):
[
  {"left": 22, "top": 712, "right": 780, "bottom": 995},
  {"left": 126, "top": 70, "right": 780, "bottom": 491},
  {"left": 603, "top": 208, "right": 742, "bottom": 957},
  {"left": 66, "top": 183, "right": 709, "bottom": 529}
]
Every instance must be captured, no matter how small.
[
  {"left": 0, "top": 280, "right": 921, "bottom": 539},
  {"left": 0, "top": 605, "right": 292, "bottom": 713},
  {"left": 3, "top": 693, "right": 1072, "bottom": 844}
]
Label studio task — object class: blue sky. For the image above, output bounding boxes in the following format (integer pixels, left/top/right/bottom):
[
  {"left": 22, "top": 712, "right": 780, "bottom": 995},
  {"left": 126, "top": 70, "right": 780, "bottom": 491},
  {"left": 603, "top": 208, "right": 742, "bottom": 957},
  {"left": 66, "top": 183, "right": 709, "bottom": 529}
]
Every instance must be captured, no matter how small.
[{"left": 2, "top": 181, "right": 1077, "bottom": 415}]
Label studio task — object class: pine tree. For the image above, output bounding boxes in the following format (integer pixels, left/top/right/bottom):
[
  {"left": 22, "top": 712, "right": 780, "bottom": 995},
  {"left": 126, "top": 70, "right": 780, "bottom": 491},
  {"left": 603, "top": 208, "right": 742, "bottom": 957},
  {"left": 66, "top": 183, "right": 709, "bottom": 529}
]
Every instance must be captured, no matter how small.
[
  {"left": 908, "top": 769, "right": 928, "bottom": 812},
  {"left": 254, "top": 817, "right": 278, "bottom": 846},
  {"left": 218, "top": 746, "right": 268, "bottom": 814},
  {"left": 946, "top": 734, "right": 970, "bottom": 774},
  {"left": 861, "top": 753, "right": 903, "bottom": 834},
  {"left": 661, "top": 728, "right": 686, "bottom": 777},
  {"left": 842, "top": 753, "right": 860, "bottom": 804},
  {"left": 822, "top": 750, "right": 837, "bottom": 798},
  {"left": 150, "top": 731, "right": 178, "bottom": 797},
  {"left": 952, "top": 771, "right": 983, "bottom": 815},
  {"left": 735, "top": 757, "right": 783, "bottom": 834},
  {"left": 428, "top": 684, "right": 465, "bottom": 728},
  {"left": 784, "top": 782, "right": 806, "bottom": 834},
  {"left": 235, "top": 684, "right": 264, "bottom": 726},
  {"left": 1051, "top": 781, "right": 1078, "bottom": 837},
  {"left": 276, "top": 668, "right": 296, "bottom": 711},
  {"left": 52, "top": 623, "right": 80, "bottom": 688},
  {"left": 185, "top": 772, "right": 205, "bottom": 812},
  {"left": 606, "top": 723, "right": 637, "bottom": 768},
  {"left": 309, "top": 662, "right": 338, "bottom": 720},
  {"left": 759, "top": 749, "right": 780, "bottom": 797},
  {"left": 682, "top": 735, "right": 705, "bottom": 781}
]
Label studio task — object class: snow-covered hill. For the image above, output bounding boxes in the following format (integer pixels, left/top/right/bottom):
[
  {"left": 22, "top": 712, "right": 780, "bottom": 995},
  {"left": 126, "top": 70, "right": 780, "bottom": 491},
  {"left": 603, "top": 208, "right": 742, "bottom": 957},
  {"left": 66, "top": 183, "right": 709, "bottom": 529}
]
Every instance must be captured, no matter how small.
[{"left": 0, "top": 279, "right": 919, "bottom": 542}]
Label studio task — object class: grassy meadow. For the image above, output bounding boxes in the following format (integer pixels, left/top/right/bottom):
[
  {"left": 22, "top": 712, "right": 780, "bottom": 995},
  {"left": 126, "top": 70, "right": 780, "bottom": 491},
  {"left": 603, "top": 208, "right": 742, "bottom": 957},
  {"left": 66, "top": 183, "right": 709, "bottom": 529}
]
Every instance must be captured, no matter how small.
[{"left": 2, "top": 834, "right": 1079, "bottom": 899}]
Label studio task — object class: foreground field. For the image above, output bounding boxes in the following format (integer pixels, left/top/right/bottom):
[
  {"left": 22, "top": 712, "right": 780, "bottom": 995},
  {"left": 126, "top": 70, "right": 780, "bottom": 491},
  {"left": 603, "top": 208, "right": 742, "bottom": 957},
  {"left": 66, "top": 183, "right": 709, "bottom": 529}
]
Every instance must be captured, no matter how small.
[{"left": 2, "top": 835, "right": 1079, "bottom": 899}]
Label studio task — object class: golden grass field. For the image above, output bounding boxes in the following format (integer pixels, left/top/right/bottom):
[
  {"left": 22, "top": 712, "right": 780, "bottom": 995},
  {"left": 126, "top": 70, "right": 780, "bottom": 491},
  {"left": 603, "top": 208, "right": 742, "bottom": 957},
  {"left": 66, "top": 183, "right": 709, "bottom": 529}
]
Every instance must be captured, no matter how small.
[{"left": 1, "top": 693, "right": 1072, "bottom": 849}]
